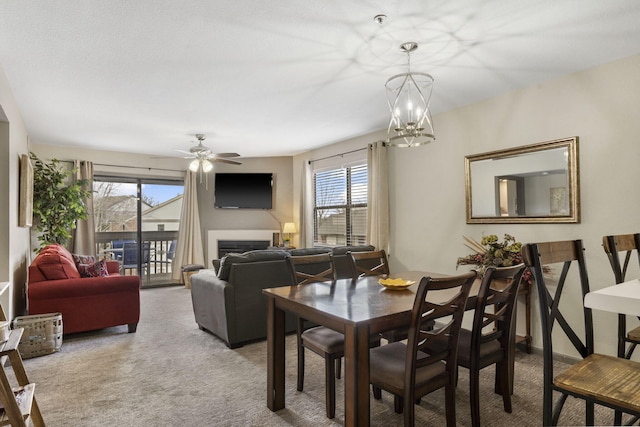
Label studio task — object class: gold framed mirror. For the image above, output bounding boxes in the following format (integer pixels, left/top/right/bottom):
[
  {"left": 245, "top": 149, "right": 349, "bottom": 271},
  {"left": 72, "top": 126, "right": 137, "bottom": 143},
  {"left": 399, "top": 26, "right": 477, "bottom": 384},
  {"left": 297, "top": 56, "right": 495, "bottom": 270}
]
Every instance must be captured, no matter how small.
[{"left": 465, "top": 137, "right": 579, "bottom": 224}]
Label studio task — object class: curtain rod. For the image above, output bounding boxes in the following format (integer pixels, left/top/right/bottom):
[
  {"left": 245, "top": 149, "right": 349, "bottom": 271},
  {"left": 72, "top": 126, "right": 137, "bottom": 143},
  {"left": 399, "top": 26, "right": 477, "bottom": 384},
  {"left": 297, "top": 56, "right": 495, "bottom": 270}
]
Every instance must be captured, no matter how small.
[
  {"left": 308, "top": 146, "right": 368, "bottom": 164},
  {"left": 92, "top": 163, "right": 184, "bottom": 173}
]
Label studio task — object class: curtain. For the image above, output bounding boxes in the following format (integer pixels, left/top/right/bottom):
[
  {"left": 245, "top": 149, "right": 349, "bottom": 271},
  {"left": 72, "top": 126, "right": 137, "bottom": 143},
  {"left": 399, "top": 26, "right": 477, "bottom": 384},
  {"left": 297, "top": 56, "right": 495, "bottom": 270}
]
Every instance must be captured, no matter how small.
[
  {"left": 366, "top": 141, "right": 389, "bottom": 252},
  {"left": 171, "top": 171, "right": 205, "bottom": 282},
  {"left": 298, "top": 160, "right": 314, "bottom": 248},
  {"left": 72, "top": 160, "right": 96, "bottom": 255}
]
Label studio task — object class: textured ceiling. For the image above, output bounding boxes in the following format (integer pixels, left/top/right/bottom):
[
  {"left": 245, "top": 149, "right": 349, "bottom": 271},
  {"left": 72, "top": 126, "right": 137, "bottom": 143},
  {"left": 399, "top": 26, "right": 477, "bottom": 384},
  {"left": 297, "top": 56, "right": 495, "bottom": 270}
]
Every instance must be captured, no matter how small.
[{"left": 1, "top": 0, "right": 639, "bottom": 159}]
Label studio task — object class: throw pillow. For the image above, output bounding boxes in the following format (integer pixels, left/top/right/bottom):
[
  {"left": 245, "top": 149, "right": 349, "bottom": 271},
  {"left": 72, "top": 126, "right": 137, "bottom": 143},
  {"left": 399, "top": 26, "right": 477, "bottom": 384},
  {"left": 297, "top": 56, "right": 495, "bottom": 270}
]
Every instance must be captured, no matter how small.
[
  {"left": 77, "top": 259, "right": 109, "bottom": 278},
  {"left": 72, "top": 254, "right": 96, "bottom": 269}
]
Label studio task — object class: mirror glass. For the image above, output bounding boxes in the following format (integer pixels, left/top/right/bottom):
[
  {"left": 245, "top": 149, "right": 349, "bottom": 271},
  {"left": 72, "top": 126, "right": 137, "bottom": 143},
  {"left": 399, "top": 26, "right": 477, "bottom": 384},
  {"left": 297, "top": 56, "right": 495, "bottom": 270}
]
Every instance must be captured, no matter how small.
[{"left": 465, "top": 137, "right": 579, "bottom": 224}]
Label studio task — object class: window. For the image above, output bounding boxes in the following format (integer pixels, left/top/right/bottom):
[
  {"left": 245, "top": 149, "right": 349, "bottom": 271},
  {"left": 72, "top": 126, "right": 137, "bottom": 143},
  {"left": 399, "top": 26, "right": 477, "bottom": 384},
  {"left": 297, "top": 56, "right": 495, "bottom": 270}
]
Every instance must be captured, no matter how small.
[{"left": 313, "top": 163, "right": 367, "bottom": 246}]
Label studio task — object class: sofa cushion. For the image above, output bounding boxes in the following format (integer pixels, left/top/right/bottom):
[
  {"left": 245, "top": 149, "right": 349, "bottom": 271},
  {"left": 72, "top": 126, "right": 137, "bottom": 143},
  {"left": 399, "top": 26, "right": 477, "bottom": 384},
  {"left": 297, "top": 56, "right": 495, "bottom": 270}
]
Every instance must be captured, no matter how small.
[
  {"left": 289, "top": 247, "right": 332, "bottom": 256},
  {"left": 217, "top": 250, "right": 290, "bottom": 281},
  {"left": 77, "top": 259, "right": 110, "bottom": 278},
  {"left": 33, "top": 244, "right": 81, "bottom": 280},
  {"left": 331, "top": 245, "right": 376, "bottom": 255}
]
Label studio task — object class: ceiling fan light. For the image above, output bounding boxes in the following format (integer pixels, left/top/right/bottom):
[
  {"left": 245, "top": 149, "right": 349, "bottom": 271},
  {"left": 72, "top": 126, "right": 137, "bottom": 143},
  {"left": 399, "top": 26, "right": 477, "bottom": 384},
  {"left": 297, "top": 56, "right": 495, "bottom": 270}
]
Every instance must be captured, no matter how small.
[
  {"left": 189, "top": 159, "right": 200, "bottom": 172},
  {"left": 202, "top": 159, "right": 214, "bottom": 173}
]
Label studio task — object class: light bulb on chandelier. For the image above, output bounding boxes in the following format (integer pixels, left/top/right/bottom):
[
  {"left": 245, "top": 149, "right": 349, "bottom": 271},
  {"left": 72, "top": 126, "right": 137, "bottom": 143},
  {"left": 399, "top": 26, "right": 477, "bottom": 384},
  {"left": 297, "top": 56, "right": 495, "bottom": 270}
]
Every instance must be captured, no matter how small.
[{"left": 201, "top": 159, "right": 214, "bottom": 173}]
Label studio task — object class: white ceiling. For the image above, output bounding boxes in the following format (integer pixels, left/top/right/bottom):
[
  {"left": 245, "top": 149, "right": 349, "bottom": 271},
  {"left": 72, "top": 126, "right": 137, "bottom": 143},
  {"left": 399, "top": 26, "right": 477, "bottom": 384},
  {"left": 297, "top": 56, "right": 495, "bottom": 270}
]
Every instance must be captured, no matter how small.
[{"left": 1, "top": 1, "right": 639, "bottom": 159}]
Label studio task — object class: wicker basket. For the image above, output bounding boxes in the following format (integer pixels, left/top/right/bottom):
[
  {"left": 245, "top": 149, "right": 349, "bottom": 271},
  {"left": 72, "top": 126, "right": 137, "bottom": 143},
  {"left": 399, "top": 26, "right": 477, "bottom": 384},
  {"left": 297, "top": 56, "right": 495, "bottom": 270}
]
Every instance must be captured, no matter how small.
[{"left": 12, "top": 313, "right": 63, "bottom": 359}]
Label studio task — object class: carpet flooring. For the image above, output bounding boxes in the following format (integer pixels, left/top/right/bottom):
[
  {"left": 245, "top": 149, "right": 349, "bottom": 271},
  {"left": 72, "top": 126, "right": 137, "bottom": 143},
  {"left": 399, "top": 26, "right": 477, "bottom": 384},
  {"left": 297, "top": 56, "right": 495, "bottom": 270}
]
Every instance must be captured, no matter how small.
[{"left": 11, "top": 286, "right": 624, "bottom": 426}]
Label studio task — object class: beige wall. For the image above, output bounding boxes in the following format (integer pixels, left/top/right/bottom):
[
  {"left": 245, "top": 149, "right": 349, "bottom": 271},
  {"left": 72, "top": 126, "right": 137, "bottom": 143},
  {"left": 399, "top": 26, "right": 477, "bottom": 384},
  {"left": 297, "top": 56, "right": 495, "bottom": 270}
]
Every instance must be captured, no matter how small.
[
  {"left": 0, "top": 65, "right": 32, "bottom": 319},
  {"left": 297, "top": 54, "right": 640, "bottom": 360},
  {"left": 197, "top": 156, "right": 294, "bottom": 262}
]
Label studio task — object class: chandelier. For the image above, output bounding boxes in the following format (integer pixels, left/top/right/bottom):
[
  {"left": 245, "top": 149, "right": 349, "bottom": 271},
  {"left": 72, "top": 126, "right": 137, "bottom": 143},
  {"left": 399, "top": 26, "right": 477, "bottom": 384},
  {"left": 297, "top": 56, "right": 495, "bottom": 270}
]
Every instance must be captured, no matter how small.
[{"left": 386, "top": 42, "right": 435, "bottom": 147}]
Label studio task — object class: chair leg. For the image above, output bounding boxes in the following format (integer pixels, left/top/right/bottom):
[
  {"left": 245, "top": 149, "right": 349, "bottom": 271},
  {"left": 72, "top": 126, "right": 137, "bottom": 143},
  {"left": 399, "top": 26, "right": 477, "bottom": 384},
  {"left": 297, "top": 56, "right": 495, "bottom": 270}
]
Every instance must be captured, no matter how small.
[
  {"left": 497, "top": 360, "right": 512, "bottom": 413},
  {"left": 325, "top": 355, "right": 336, "bottom": 419},
  {"left": 469, "top": 368, "right": 481, "bottom": 427},
  {"left": 372, "top": 385, "right": 382, "bottom": 400},
  {"left": 297, "top": 343, "right": 305, "bottom": 392},
  {"left": 394, "top": 395, "right": 403, "bottom": 413},
  {"left": 335, "top": 357, "right": 341, "bottom": 379},
  {"left": 445, "top": 384, "right": 457, "bottom": 427}
]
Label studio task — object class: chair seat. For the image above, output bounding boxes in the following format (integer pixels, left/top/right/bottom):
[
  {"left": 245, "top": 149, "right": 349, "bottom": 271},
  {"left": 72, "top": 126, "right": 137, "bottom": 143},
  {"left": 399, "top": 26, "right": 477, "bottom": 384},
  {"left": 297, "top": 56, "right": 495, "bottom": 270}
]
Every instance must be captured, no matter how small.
[
  {"left": 628, "top": 325, "right": 640, "bottom": 342},
  {"left": 554, "top": 353, "right": 640, "bottom": 413},
  {"left": 370, "top": 342, "right": 446, "bottom": 391},
  {"left": 456, "top": 328, "right": 502, "bottom": 367},
  {"left": 302, "top": 326, "right": 379, "bottom": 353}
]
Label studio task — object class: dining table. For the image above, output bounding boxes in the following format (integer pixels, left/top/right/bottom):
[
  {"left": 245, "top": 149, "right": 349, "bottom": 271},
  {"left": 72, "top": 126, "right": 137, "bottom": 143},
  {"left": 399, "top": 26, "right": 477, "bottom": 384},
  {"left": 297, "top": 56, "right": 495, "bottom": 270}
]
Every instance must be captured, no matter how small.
[
  {"left": 584, "top": 278, "right": 640, "bottom": 316},
  {"left": 263, "top": 271, "right": 483, "bottom": 426}
]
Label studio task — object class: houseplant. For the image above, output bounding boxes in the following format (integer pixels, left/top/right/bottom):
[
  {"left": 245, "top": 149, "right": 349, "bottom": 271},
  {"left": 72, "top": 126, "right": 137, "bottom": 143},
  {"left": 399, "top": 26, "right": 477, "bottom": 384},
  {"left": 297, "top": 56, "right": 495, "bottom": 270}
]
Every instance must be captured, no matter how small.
[
  {"left": 30, "top": 152, "right": 92, "bottom": 251},
  {"left": 456, "top": 234, "right": 534, "bottom": 285}
]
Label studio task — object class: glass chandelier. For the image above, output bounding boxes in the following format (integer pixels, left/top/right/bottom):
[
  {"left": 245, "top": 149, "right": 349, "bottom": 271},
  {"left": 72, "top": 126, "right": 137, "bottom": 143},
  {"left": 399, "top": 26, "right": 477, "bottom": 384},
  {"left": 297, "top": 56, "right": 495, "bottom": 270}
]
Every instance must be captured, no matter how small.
[{"left": 386, "top": 42, "right": 435, "bottom": 147}]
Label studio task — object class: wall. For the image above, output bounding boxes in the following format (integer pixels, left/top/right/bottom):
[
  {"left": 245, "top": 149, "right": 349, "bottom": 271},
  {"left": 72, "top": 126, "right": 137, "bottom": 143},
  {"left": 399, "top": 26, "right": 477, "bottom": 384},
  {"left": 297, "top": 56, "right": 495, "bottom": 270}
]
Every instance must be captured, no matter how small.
[
  {"left": 296, "top": 53, "right": 640, "bottom": 360},
  {"left": 197, "top": 156, "right": 294, "bottom": 262},
  {"left": 0, "top": 65, "right": 32, "bottom": 319}
]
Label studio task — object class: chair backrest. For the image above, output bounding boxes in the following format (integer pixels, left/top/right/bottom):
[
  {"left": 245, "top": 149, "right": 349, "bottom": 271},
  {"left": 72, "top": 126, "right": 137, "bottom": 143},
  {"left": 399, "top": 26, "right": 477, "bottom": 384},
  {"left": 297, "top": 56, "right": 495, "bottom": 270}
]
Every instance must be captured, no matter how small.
[
  {"left": 405, "top": 271, "right": 477, "bottom": 401},
  {"left": 123, "top": 242, "right": 151, "bottom": 267},
  {"left": 521, "top": 239, "right": 593, "bottom": 426},
  {"left": 286, "top": 253, "right": 336, "bottom": 286},
  {"left": 602, "top": 233, "right": 640, "bottom": 358},
  {"left": 167, "top": 239, "right": 177, "bottom": 261},
  {"left": 471, "top": 264, "right": 526, "bottom": 354},
  {"left": 602, "top": 233, "right": 640, "bottom": 284},
  {"left": 347, "top": 249, "right": 390, "bottom": 280},
  {"left": 111, "top": 239, "right": 134, "bottom": 261}
]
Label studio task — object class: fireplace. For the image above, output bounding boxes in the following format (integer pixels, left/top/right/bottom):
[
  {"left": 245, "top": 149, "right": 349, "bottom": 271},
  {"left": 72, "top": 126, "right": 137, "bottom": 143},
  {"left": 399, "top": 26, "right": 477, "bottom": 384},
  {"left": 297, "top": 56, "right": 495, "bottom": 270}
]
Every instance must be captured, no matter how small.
[
  {"left": 207, "top": 229, "right": 279, "bottom": 267},
  {"left": 217, "top": 240, "right": 270, "bottom": 258}
]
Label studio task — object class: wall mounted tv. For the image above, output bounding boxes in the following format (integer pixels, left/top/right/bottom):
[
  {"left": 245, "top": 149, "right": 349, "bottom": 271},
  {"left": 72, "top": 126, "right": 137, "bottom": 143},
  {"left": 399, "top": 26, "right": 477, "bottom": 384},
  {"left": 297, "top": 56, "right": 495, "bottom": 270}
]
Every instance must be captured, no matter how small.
[{"left": 214, "top": 173, "right": 273, "bottom": 209}]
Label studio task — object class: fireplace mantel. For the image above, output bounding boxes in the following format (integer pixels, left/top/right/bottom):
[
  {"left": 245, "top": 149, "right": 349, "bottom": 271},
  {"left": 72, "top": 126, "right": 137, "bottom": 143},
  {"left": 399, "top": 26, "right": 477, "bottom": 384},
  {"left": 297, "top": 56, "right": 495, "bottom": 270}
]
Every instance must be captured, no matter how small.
[{"left": 207, "top": 229, "right": 279, "bottom": 267}]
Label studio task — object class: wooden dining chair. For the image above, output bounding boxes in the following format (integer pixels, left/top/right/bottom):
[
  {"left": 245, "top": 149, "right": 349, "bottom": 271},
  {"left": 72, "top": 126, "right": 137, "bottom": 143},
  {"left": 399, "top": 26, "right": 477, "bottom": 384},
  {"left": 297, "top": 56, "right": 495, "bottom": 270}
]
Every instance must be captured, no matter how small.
[
  {"left": 369, "top": 270, "right": 477, "bottom": 427},
  {"left": 456, "top": 264, "right": 526, "bottom": 427},
  {"left": 602, "top": 233, "right": 640, "bottom": 360},
  {"left": 347, "top": 249, "right": 390, "bottom": 280},
  {"left": 522, "top": 240, "right": 640, "bottom": 426},
  {"left": 286, "top": 253, "right": 379, "bottom": 419}
]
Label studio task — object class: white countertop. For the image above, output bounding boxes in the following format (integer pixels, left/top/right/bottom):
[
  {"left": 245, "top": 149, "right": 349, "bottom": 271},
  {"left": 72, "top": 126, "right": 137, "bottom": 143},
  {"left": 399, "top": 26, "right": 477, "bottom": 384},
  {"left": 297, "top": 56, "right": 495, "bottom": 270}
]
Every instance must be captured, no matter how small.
[{"left": 584, "top": 278, "right": 640, "bottom": 316}]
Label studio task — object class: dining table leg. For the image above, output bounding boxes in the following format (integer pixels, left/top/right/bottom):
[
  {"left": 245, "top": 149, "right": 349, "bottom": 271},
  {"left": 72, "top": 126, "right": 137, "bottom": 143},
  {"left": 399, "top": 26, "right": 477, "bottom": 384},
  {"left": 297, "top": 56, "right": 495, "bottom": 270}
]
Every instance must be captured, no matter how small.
[
  {"left": 344, "top": 323, "right": 371, "bottom": 427},
  {"left": 266, "top": 296, "right": 286, "bottom": 411}
]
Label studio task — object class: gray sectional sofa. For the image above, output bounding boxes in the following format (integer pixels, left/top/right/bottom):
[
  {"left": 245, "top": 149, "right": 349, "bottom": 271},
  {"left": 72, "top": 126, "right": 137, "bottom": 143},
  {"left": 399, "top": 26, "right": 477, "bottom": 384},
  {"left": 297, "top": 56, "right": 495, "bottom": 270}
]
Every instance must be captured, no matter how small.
[{"left": 190, "top": 245, "right": 375, "bottom": 348}]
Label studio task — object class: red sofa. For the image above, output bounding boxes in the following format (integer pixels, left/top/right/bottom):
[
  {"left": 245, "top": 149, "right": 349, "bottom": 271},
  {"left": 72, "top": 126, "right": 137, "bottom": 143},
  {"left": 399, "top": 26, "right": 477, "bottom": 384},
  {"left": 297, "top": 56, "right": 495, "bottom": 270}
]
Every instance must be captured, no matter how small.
[{"left": 27, "top": 244, "right": 141, "bottom": 334}]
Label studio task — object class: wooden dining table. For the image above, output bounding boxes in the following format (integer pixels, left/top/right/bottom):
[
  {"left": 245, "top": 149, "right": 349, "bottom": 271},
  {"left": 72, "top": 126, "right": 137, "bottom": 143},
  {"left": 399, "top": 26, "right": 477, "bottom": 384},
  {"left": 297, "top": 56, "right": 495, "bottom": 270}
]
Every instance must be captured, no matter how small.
[{"left": 263, "top": 271, "right": 482, "bottom": 426}]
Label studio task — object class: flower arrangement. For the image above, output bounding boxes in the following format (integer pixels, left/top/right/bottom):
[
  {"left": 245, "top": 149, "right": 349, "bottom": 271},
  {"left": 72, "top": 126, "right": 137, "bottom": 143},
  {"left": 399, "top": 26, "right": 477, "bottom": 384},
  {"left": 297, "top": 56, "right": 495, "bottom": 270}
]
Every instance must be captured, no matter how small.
[{"left": 456, "top": 234, "right": 535, "bottom": 285}]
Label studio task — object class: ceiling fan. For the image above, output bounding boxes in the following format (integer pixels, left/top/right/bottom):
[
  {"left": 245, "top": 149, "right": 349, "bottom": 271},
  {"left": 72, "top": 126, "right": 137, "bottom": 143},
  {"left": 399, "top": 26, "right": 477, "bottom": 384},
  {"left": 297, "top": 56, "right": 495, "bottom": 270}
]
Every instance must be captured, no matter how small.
[{"left": 178, "top": 134, "right": 241, "bottom": 173}]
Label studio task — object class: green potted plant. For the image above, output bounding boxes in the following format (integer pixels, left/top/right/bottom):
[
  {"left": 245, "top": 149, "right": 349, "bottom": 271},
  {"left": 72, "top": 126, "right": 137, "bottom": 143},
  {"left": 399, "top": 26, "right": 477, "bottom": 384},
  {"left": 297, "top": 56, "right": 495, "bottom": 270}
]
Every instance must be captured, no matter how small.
[{"left": 30, "top": 152, "right": 92, "bottom": 251}]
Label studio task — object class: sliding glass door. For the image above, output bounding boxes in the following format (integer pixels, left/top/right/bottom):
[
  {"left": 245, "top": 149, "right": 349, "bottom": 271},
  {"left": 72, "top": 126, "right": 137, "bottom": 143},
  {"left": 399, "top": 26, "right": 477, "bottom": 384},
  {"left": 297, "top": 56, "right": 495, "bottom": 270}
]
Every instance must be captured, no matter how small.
[{"left": 93, "top": 177, "right": 184, "bottom": 287}]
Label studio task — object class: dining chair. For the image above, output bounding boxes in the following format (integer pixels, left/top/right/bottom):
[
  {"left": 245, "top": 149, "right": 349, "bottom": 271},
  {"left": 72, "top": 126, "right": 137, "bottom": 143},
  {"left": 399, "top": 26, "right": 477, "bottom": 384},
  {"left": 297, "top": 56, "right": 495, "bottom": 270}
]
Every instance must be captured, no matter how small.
[
  {"left": 347, "top": 249, "right": 390, "bottom": 280},
  {"left": 602, "top": 233, "right": 640, "bottom": 360},
  {"left": 122, "top": 241, "right": 151, "bottom": 281},
  {"left": 369, "top": 270, "right": 477, "bottom": 427},
  {"left": 456, "top": 264, "right": 526, "bottom": 427},
  {"left": 522, "top": 239, "right": 640, "bottom": 426},
  {"left": 286, "top": 253, "right": 380, "bottom": 419},
  {"left": 347, "top": 249, "right": 413, "bottom": 343}
]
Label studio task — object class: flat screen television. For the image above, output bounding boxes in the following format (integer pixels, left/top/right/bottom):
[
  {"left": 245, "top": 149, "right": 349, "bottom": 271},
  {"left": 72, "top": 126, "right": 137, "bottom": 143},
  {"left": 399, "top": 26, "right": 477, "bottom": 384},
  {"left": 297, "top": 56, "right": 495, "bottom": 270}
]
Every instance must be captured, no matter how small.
[{"left": 214, "top": 173, "right": 273, "bottom": 209}]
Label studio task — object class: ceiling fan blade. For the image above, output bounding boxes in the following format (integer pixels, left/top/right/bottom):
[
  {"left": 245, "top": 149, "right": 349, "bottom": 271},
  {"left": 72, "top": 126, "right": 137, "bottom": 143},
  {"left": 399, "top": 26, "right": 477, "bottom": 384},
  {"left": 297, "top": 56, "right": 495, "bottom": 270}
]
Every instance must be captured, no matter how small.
[
  {"left": 175, "top": 149, "right": 194, "bottom": 155},
  {"left": 214, "top": 158, "right": 242, "bottom": 165},
  {"left": 214, "top": 152, "right": 241, "bottom": 158}
]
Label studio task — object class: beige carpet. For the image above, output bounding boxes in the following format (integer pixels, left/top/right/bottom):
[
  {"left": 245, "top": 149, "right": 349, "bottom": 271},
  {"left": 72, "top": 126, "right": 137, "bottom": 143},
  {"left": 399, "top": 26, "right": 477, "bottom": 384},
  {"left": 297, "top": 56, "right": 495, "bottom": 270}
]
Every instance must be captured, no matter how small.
[{"left": 11, "top": 286, "right": 624, "bottom": 426}]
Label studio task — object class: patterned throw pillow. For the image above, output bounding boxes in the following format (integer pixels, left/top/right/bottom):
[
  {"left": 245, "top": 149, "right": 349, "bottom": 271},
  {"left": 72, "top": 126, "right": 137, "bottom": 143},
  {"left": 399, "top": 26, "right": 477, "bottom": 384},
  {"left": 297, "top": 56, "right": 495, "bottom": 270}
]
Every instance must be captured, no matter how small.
[
  {"left": 77, "top": 259, "right": 109, "bottom": 278},
  {"left": 72, "top": 254, "right": 96, "bottom": 268}
]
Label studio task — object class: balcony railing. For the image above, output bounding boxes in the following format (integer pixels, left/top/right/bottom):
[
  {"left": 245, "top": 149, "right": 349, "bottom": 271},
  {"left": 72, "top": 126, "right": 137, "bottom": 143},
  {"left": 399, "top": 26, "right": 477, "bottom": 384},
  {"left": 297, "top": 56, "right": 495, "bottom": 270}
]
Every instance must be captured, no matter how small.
[{"left": 96, "top": 231, "right": 179, "bottom": 287}]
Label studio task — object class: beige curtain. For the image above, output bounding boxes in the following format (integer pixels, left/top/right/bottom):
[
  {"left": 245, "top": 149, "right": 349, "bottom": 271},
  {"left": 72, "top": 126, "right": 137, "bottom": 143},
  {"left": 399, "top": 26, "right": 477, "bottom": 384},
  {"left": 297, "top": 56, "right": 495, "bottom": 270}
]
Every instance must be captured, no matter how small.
[
  {"left": 298, "top": 160, "right": 314, "bottom": 248},
  {"left": 72, "top": 160, "right": 96, "bottom": 255},
  {"left": 366, "top": 141, "right": 389, "bottom": 252},
  {"left": 171, "top": 171, "right": 205, "bottom": 281}
]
